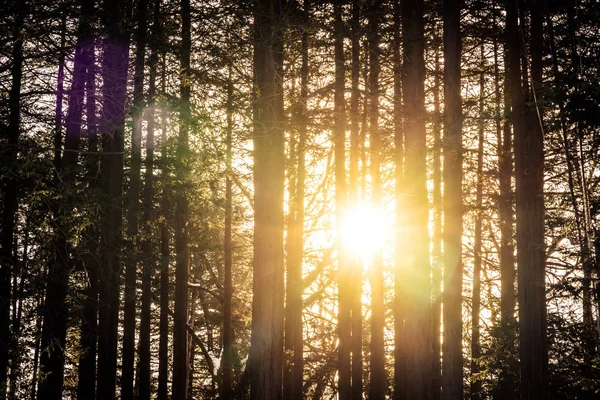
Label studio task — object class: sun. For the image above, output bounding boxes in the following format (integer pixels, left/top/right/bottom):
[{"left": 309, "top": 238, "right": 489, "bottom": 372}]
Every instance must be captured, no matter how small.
[{"left": 339, "top": 205, "right": 388, "bottom": 262}]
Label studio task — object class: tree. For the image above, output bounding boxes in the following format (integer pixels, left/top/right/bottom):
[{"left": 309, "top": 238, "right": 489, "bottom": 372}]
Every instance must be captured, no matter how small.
[
  {"left": 97, "top": 0, "right": 130, "bottom": 397},
  {"left": 400, "top": 0, "right": 431, "bottom": 397},
  {"left": 442, "top": 0, "right": 463, "bottom": 398},
  {"left": 249, "top": 0, "right": 285, "bottom": 398},
  {"left": 172, "top": 0, "right": 192, "bottom": 397},
  {"left": 0, "top": 1, "right": 24, "bottom": 398},
  {"left": 514, "top": 0, "right": 548, "bottom": 398}
]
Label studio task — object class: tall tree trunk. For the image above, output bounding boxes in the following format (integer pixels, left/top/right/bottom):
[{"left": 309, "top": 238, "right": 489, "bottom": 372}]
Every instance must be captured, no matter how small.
[
  {"left": 283, "top": 3, "right": 308, "bottom": 399},
  {"left": 350, "top": 2, "right": 362, "bottom": 399},
  {"left": 77, "top": 32, "right": 99, "bottom": 400},
  {"left": 400, "top": 0, "right": 430, "bottom": 398},
  {"left": 137, "top": 2, "right": 160, "bottom": 399},
  {"left": 393, "top": 2, "right": 407, "bottom": 398},
  {"left": 333, "top": 1, "right": 350, "bottom": 399},
  {"left": 173, "top": 0, "right": 191, "bottom": 397},
  {"left": 496, "top": 27, "right": 516, "bottom": 400},
  {"left": 441, "top": 0, "right": 463, "bottom": 398},
  {"left": 514, "top": 0, "right": 548, "bottom": 398},
  {"left": 565, "top": 3, "right": 596, "bottom": 357},
  {"left": 97, "top": 0, "right": 130, "bottom": 397},
  {"left": 249, "top": 0, "right": 285, "bottom": 398},
  {"left": 367, "top": 2, "right": 384, "bottom": 399},
  {"left": 431, "top": 39, "right": 442, "bottom": 400},
  {"left": 39, "top": 5, "right": 87, "bottom": 398},
  {"left": 53, "top": 15, "right": 67, "bottom": 170},
  {"left": 222, "top": 58, "right": 234, "bottom": 400},
  {"left": 31, "top": 292, "right": 43, "bottom": 400},
  {"left": 122, "top": 0, "right": 149, "bottom": 397},
  {"left": 0, "top": 3, "right": 24, "bottom": 397},
  {"left": 157, "top": 49, "right": 170, "bottom": 400},
  {"left": 8, "top": 225, "right": 26, "bottom": 400},
  {"left": 470, "top": 44, "right": 485, "bottom": 400}
]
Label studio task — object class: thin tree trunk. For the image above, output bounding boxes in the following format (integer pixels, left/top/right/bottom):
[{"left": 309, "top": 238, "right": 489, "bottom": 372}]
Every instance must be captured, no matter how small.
[
  {"left": 367, "top": 1, "right": 384, "bottom": 399},
  {"left": 441, "top": 0, "right": 463, "bottom": 398},
  {"left": 333, "top": 1, "right": 350, "bottom": 399},
  {"left": 470, "top": 44, "right": 485, "bottom": 400},
  {"left": 30, "top": 292, "right": 43, "bottom": 400},
  {"left": 283, "top": 3, "right": 308, "bottom": 399},
  {"left": 8, "top": 226, "right": 26, "bottom": 400},
  {"left": 0, "top": 3, "right": 25, "bottom": 397},
  {"left": 39, "top": 6, "right": 87, "bottom": 397},
  {"left": 249, "top": 0, "right": 285, "bottom": 398},
  {"left": 173, "top": 0, "right": 191, "bottom": 397},
  {"left": 350, "top": 1, "right": 362, "bottom": 399},
  {"left": 222, "top": 57, "right": 234, "bottom": 400},
  {"left": 400, "top": 0, "right": 430, "bottom": 398},
  {"left": 53, "top": 14, "right": 67, "bottom": 170},
  {"left": 157, "top": 49, "right": 170, "bottom": 400},
  {"left": 393, "top": 1, "right": 407, "bottom": 397},
  {"left": 97, "top": 0, "right": 130, "bottom": 397},
  {"left": 495, "top": 28, "right": 517, "bottom": 399},
  {"left": 77, "top": 35, "right": 99, "bottom": 400},
  {"left": 431, "top": 39, "right": 442, "bottom": 400},
  {"left": 137, "top": 2, "right": 160, "bottom": 399},
  {"left": 122, "top": 0, "right": 149, "bottom": 397},
  {"left": 507, "top": 0, "right": 548, "bottom": 400}
]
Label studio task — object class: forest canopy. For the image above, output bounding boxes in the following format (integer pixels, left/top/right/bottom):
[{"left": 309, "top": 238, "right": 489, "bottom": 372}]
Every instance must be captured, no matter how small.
[{"left": 1, "top": 0, "right": 600, "bottom": 399}]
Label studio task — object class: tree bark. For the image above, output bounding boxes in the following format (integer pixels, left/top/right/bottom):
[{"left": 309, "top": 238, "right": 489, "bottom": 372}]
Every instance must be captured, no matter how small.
[
  {"left": 157, "top": 48, "right": 170, "bottom": 400},
  {"left": 441, "top": 0, "right": 463, "bottom": 398},
  {"left": 173, "top": 0, "right": 191, "bottom": 397},
  {"left": 122, "top": 0, "right": 149, "bottom": 397},
  {"left": 514, "top": 0, "right": 548, "bottom": 398},
  {"left": 249, "top": 0, "right": 285, "bottom": 398},
  {"left": 333, "top": 1, "right": 350, "bottom": 399},
  {"left": 367, "top": 2, "right": 385, "bottom": 399},
  {"left": 470, "top": 44, "right": 485, "bottom": 400},
  {"left": 350, "top": 2, "right": 362, "bottom": 399},
  {"left": 400, "top": 0, "right": 431, "bottom": 398},
  {"left": 431, "top": 39, "right": 442, "bottom": 400},
  {"left": 283, "top": 3, "right": 308, "bottom": 399},
  {"left": 97, "top": 0, "right": 130, "bottom": 398},
  {"left": 77, "top": 30, "right": 99, "bottom": 400},
  {"left": 222, "top": 57, "right": 234, "bottom": 400},
  {"left": 137, "top": 2, "right": 160, "bottom": 399},
  {"left": 38, "top": 6, "right": 86, "bottom": 398},
  {"left": 0, "top": 3, "right": 24, "bottom": 397}
]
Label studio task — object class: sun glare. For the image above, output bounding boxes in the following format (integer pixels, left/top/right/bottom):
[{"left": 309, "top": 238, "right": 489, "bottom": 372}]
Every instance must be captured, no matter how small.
[{"left": 340, "top": 205, "right": 388, "bottom": 262}]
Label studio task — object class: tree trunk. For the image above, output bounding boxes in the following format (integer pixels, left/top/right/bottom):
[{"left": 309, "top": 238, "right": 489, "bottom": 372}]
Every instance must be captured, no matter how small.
[
  {"left": 496, "top": 24, "right": 517, "bottom": 398},
  {"left": 350, "top": 2, "right": 362, "bottom": 399},
  {"left": 283, "top": 3, "right": 308, "bottom": 399},
  {"left": 97, "top": 0, "right": 130, "bottom": 397},
  {"left": 367, "top": 2, "right": 384, "bottom": 399},
  {"left": 173, "top": 0, "right": 191, "bottom": 397},
  {"left": 122, "top": 0, "right": 149, "bottom": 397},
  {"left": 137, "top": 2, "right": 160, "bottom": 399},
  {"left": 470, "top": 44, "right": 485, "bottom": 400},
  {"left": 249, "top": 0, "right": 285, "bottom": 398},
  {"left": 38, "top": 6, "right": 86, "bottom": 398},
  {"left": 514, "top": 0, "right": 548, "bottom": 398},
  {"left": 222, "top": 58, "right": 234, "bottom": 400},
  {"left": 157, "top": 49, "right": 170, "bottom": 400},
  {"left": 0, "top": 3, "right": 24, "bottom": 397},
  {"left": 393, "top": 1, "right": 407, "bottom": 398},
  {"left": 400, "top": 0, "right": 431, "bottom": 398},
  {"left": 333, "top": 1, "right": 350, "bottom": 399},
  {"left": 77, "top": 33, "right": 99, "bottom": 400},
  {"left": 431, "top": 39, "right": 442, "bottom": 400},
  {"left": 441, "top": 0, "right": 463, "bottom": 398}
]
